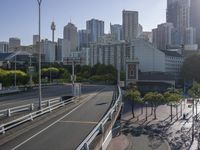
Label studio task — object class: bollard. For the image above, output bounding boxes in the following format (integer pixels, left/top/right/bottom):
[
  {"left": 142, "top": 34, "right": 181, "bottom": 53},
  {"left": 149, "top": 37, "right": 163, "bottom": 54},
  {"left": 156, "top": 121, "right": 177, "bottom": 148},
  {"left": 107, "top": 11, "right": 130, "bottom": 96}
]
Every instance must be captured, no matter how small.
[{"left": 7, "top": 109, "right": 11, "bottom": 117}]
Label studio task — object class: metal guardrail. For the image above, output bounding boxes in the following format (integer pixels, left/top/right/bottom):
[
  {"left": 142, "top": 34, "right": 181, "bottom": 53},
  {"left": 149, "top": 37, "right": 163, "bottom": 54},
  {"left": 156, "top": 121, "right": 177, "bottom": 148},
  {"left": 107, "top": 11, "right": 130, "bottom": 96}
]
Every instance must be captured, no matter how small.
[
  {"left": 0, "top": 97, "right": 63, "bottom": 118},
  {"left": 0, "top": 97, "right": 76, "bottom": 134},
  {"left": 0, "top": 104, "right": 34, "bottom": 117},
  {"left": 76, "top": 86, "right": 122, "bottom": 150}
]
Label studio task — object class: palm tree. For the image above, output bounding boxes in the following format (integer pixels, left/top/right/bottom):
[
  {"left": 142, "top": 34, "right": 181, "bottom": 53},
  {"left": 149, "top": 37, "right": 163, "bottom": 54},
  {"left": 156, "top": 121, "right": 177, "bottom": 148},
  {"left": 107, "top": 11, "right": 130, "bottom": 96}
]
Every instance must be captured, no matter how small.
[{"left": 125, "top": 89, "right": 141, "bottom": 118}]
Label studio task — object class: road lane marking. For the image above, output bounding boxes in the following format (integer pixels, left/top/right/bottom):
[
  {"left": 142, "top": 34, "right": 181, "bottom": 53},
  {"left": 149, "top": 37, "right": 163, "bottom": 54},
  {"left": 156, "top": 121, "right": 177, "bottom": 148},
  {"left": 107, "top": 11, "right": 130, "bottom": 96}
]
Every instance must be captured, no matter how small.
[
  {"left": 59, "top": 120, "right": 98, "bottom": 125},
  {"left": 11, "top": 88, "right": 106, "bottom": 150}
]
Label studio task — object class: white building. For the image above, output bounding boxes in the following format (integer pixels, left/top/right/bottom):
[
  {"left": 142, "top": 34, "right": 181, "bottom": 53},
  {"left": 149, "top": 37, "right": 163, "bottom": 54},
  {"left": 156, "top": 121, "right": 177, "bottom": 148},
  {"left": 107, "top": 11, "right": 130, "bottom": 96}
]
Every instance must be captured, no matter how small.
[
  {"left": 89, "top": 41, "right": 134, "bottom": 71},
  {"left": 132, "top": 39, "right": 166, "bottom": 72},
  {"left": 132, "top": 39, "right": 183, "bottom": 79},
  {"left": 163, "top": 50, "right": 183, "bottom": 79}
]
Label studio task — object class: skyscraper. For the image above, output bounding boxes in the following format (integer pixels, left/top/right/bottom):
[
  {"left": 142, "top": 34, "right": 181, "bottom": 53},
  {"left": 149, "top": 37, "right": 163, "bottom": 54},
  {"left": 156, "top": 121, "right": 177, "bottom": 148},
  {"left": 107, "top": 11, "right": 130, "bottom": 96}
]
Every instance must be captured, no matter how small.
[
  {"left": 122, "top": 10, "right": 139, "bottom": 41},
  {"left": 110, "top": 24, "right": 122, "bottom": 41},
  {"left": 190, "top": 0, "right": 200, "bottom": 48},
  {"left": 86, "top": 19, "right": 104, "bottom": 43},
  {"left": 167, "top": 0, "right": 191, "bottom": 45},
  {"left": 152, "top": 23, "right": 174, "bottom": 50},
  {"left": 9, "top": 37, "right": 21, "bottom": 50},
  {"left": 78, "top": 30, "right": 90, "bottom": 48},
  {"left": 63, "top": 22, "right": 78, "bottom": 51}
]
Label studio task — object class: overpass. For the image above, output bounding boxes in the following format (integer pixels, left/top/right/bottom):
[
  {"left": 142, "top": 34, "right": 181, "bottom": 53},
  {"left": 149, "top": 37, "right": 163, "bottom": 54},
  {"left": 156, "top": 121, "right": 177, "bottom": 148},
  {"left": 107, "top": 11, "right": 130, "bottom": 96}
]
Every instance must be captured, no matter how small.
[{"left": 0, "top": 85, "right": 122, "bottom": 150}]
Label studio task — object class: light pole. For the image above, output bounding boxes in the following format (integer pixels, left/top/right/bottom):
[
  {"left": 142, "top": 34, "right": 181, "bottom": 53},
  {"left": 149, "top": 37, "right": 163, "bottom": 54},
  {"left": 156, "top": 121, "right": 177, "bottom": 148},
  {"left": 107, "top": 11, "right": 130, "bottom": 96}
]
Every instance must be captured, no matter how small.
[
  {"left": 37, "top": 0, "right": 42, "bottom": 109},
  {"left": 145, "top": 102, "right": 148, "bottom": 121},
  {"left": 14, "top": 55, "right": 17, "bottom": 87}
]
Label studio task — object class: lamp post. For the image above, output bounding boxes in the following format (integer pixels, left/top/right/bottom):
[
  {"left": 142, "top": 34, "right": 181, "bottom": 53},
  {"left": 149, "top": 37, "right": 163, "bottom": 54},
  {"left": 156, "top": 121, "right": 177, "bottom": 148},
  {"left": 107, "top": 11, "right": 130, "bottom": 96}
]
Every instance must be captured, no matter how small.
[
  {"left": 37, "top": 0, "right": 42, "bottom": 109},
  {"left": 14, "top": 55, "right": 17, "bottom": 87},
  {"left": 145, "top": 101, "right": 148, "bottom": 121}
]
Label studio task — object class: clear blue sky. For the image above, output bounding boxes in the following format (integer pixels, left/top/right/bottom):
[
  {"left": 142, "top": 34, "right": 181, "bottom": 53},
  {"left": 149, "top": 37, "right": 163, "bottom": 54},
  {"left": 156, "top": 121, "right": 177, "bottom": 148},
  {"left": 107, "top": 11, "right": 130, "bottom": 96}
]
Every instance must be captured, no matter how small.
[{"left": 0, "top": 0, "right": 166, "bottom": 45}]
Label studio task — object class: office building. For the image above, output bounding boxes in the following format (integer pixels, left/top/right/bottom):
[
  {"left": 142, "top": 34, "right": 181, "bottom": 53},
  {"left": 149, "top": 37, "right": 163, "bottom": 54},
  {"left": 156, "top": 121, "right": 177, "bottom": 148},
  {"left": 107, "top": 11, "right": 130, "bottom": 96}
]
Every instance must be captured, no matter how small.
[
  {"left": 78, "top": 30, "right": 90, "bottom": 48},
  {"left": 63, "top": 22, "right": 78, "bottom": 51},
  {"left": 152, "top": 23, "right": 174, "bottom": 50},
  {"left": 185, "top": 27, "right": 196, "bottom": 45},
  {"left": 89, "top": 41, "right": 134, "bottom": 71},
  {"left": 190, "top": 0, "right": 200, "bottom": 48},
  {"left": 122, "top": 10, "right": 139, "bottom": 41},
  {"left": 167, "top": 0, "right": 191, "bottom": 45},
  {"left": 41, "top": 39, "right": 56, "bottom": 62},
  {"left": 33, "top": 35, "right": 39, "bottom": 45},
  {"left": 9, "top": 37, "right": 21, "bottom": 50},
  {"left": 110, "top": 24, "right": 122, "bottom": 41},
  {"left": 86, "top": 19, "right": 104, "bottom": 43}
]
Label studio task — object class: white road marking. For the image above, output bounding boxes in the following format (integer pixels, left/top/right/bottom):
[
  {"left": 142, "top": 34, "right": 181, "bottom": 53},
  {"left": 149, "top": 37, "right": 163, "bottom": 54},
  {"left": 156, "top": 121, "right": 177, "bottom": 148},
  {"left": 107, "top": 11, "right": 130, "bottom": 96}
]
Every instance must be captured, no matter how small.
[{"left": 11, "top": 88, "right": 105, "bottom": 150}]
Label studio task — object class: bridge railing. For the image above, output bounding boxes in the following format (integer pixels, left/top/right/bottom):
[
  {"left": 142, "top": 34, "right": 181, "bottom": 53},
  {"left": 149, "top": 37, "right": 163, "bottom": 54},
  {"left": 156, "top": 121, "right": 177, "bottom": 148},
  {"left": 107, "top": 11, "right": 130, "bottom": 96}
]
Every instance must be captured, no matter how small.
[
  {"left": 76, "top": 85, "right": 122, "bottom": 150},
  {"left": 0, "top": 104, "right": 34, "bottom": 117},
  {"left": 0, "top": 97, "right": 76, "bottom": 134}
]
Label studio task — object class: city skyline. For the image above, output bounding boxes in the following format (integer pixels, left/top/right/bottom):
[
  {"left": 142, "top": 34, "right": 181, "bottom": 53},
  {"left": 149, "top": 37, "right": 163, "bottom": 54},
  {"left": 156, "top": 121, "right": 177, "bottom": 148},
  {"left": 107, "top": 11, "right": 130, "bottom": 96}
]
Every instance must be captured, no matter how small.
[{"left": 0, "top": 0, "right": 166, "bottom": 45}]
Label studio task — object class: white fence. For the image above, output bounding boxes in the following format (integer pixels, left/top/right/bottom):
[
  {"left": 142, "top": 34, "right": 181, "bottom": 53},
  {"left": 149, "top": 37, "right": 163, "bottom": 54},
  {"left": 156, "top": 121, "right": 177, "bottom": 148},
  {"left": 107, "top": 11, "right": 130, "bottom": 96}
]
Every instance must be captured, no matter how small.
[{"left": 0, "top": 97, "right": 76, "bottom": 134}]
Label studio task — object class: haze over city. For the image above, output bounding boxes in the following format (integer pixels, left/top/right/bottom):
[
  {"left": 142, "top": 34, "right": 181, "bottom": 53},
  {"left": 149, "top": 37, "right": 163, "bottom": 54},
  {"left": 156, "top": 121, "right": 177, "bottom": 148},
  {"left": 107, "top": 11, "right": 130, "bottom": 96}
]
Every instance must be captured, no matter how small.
[{"left": 0, "top": 0, "right": 166, "bottom": 45}]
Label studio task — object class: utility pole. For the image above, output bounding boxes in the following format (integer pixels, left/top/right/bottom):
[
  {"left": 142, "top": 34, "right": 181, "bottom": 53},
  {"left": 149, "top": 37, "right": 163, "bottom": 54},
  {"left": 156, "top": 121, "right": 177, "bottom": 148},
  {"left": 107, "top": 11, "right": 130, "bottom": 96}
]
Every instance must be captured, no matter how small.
[
  {"left": 14, "top": 55, "right": 17, "bottom": 87},
  {"left": 50, "top": 21, "right": 56, "bottom": 83},
  {"left": 37, "top": 0, "right": 42, "bottom": 109}
]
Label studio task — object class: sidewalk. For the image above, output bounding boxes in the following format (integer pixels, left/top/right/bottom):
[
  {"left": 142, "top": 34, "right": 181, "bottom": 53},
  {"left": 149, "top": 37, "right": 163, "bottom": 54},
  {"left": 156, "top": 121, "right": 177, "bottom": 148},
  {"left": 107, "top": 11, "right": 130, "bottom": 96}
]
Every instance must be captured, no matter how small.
[{"left": 108, "top": 100, "right": 200, "bottom": 150}]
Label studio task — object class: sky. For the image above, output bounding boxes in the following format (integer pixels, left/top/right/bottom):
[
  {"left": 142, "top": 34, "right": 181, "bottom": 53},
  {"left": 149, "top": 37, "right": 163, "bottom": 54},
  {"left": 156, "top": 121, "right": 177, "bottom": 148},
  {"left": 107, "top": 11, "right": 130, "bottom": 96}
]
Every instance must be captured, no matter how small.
[{"left": 0, "top": 0, "right": 167, "bottom": 45}]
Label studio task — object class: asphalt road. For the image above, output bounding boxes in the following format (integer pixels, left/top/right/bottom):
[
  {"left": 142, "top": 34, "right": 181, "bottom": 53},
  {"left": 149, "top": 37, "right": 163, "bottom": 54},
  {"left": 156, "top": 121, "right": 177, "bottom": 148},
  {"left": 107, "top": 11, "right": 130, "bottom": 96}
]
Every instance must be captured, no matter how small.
[
  {"left": 0, "top": 84, "right": 105, "bottom": 110},
  {"left": 0, "top": 86, "right": 114, "bottom": 150}
]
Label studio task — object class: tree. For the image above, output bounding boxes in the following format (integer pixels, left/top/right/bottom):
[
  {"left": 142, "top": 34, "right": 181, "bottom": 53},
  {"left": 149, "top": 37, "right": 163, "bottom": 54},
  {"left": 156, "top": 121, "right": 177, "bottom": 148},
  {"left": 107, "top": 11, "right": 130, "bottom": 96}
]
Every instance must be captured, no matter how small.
[
  {"left": 181, "top": 53, "right": 200, "bottom": 82},
  {"left": 164, "top": 92, "right": 181, "bottom": 121},
  {"left": 143, "top": 92, "right": 154, "bottom": 115},
  {"left": 188, "top": 83, "right": 200, "bottom": 121},
  {"left": 144, "top": 92, "right": 164, "bottom": 120},
  {"left": 125, "top": 89, "right": 141, "bottom": 118}
]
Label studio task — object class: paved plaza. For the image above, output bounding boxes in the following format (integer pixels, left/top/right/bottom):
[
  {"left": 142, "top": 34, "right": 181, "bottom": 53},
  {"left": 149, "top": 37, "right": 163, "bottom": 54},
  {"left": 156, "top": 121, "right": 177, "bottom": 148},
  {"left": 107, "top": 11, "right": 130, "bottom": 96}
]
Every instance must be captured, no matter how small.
[{"left": 108, "top": 99, "right": 200, "bottom": 150}]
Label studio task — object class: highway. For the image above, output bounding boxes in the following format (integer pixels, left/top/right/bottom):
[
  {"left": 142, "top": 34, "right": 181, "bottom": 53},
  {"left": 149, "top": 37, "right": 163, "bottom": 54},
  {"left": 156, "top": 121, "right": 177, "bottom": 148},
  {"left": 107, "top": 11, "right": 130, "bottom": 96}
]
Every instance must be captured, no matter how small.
[
  {"left": 0, "top": 86, "right": 114, "bottom": 150},
  {"left": 0, "top": 84, "right": 104, "bottom": 110}
]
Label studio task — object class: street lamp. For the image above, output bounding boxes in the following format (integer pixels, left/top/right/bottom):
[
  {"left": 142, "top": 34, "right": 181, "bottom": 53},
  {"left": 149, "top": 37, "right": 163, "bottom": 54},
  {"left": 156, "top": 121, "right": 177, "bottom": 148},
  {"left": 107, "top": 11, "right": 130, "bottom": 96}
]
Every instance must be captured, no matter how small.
[
  {"left": 145, "top": 101, "right": 148, "bottom": 121},
  {"left": 37, "top": 0, "right": 42, "bottom": 109},
  {"left": 14, "top": 55, "right": 17, "bottom": 87}
]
